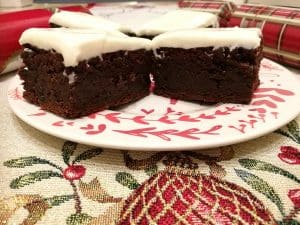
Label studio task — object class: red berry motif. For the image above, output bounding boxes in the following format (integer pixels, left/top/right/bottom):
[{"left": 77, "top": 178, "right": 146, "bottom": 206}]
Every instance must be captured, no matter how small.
[
  {"left": 63, "top": 165, "right": 86, "bottom": 181},
  {"left": 288, "top": 189, "right": 300, "bottom": 208},
  {"left": 278, "top": 146, "right": 300, "bottom": 164},
  {"left": 118, "top": 169, "right": 277, "bottom": 225}
]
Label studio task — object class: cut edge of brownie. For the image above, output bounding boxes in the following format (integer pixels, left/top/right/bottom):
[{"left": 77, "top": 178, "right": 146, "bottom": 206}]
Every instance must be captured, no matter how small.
[
  {"left": 152, "top": 43, "right": 263, "bottom": 104},
  {"left": 19, "top": 45, "right": 151, "bottom": 118}
]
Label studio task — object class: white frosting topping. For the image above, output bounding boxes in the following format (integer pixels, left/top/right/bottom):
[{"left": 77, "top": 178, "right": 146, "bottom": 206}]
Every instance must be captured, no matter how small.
[
  {"left": 152, "top": 27, "right": 262, "bottom": 50},
  {"left": 19, "top": 28, "right": 151, "bottom": 67},
  {"left": 49, "top": 10, "right": 122, "bottom": 32},
  {"left": 133, "top": 9, "right": 218, "bottom": 36}
]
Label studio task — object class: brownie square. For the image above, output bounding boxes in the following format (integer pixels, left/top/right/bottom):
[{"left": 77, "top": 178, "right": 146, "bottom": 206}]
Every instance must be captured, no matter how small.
[
  {"left": 18, "top": 28, "right": 152, "bottom": 118},
  {"left": 151, "top": 28, "right": 263, "bottom": 104}
]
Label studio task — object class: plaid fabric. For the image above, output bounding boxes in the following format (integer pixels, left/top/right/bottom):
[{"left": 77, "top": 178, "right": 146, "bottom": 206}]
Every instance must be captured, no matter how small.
[
  {"left": 228, "top": 4, "right": 300, "bottom": 69},
  {"left": 178, "top": 0, "right": 236, "bottom": 27}
]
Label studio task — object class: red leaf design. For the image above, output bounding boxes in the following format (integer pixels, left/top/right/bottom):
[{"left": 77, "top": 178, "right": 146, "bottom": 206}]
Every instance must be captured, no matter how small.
[
  {"left": 66, "top": 122, "right": 74, "bottom": 126},
  {"left": 271, "top": 112, "right": 279, "bottom": 119},
  {"left": 29, "top": 112, "right": 47, "bottom": 116},
  {"left": 80, "top": 124, "right": 93, "bottom": 130},
  {"left": 288, "top": 189, "right": 300, "bottom": 208},
  {"left": 113, "top": 126, "right": 222, "bottom": 141},
  {"left": 141, "top": 109, "right": 154, "bottom": 115},
  {"left": 86, "top": 131, "right": 101, "bottom": 135},
  {"left": 52, "top": 121, "right": 64, "bottom": 127},
  {"left": 178, "top": 115, "right": 200, "bottom": 122},
  {"left": 248, "top": 108, "right": 267, "bottom": 113},
  {"left": 200, "top": 125, "right": 222, "bottom": 134},
  {"left": 174, "top": 128, "right": 200, "bottom": 139},
  {"left": 278, "top": 146, "right": 300, "bottom": 165},
  {"left": 228, "top": 124, "right": 247, "bottom": 133},
  {"left": 114, "top": 127, "right": 156, "bottom": 138},
  {"left": 252, "top": 100, "right": 277, "bottom": 108},
  {"left": 8, "top": 88, "right": 23, "bottom": 100},
  {"left": 225, "top": 106, "right": 241, "bottom": 112},
  {"left": 104, "top": 113, "right": 121, "bottom": 123},
  {"left": 149, "top": 129, "right": 176, "bottom": 141},
  {"left": 253, "top": 94, "right": 285, "bottom": 102},
  {"left": 86, "top": 124, "right": 106, "bottom": 135},
  {"left": 215, "top": 110, "right": 230, "bottom": 115},
  {"left": 166, "top": 107, "right": 175, "bottom": 115},
  {"left": 158, "top": 116, "right": 175, "bottom": 124},
  {"left": 132, "top": 116, "right": 149, "bottom": 125},
  {"left": 255, "top": 88, "right": 294, "bottom": 96},
  {"left": 239, "top": 119, "right": 257, "bottom": 128},
  {"left": 88, "top": 113, "right": 98, "bottom": 119},
  {"left": 198, "top": 113, "right": 215, "bottom": 119}
]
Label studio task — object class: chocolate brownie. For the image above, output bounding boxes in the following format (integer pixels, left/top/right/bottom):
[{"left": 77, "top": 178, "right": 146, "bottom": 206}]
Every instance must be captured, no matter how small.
[
  {"left": 19, "top": 28, "right": 152, "bottom": 118},
  {"left": 151, "top": 28, "right": 263, "bottom": 104}
]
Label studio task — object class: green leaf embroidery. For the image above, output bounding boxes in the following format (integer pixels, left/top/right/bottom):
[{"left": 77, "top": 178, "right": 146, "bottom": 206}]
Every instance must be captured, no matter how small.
[
  {"left": 62, "top": 141, "right": 77, "bottom": 165},
  {"left": 239, "top": 159, "right": 300, "bottom": 184},
  {"left": 287, "top": 120, "right": 300, "bottom": 137},
  {"left": 66, "top": 213, "right": 92, "bottom": 225},
  {"left": 275, "top": 130, "right": 296, "bottom": 141},
  {"left": 235, "top": 169, "right": 285, "bottom": 216},
  {"left": 44, "top": 195, "right": 74, "bottom": 207},
  {"left": 10, "top": 171, "right": 63, "bottom": 189},
  {"left": 275, "top": 120, "right": 300, "bottom": 144},
  {"left": 3, "top": 156, "right": 63, "bottom": 171},
  {"left": 144, "top": 165, "right": 158, "bottom": 177},
  {"left": 277, "top": 220, "right": 300, "bottom": 225},
  {"left": 72, "top": 148, "right": 103, "bottom": 164},
  {"left": 115, "top": 172, "right": 140, "bottom": 190}
]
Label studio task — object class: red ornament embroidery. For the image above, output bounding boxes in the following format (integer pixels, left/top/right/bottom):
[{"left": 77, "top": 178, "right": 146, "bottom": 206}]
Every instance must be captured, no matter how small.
[
  {"left": 288, "top": 189, "right": 300, "bottom": 208},
  {"left": 278, "top": 146, "right": 300, "bottom": 165}
]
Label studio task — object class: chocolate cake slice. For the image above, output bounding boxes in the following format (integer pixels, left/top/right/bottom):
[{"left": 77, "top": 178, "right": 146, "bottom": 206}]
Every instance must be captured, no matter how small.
[
  {"left": 125, "top": 9, "right": 218, "bottom": 39},
  {"left": 152, "top": 28, "right": 263, "bottom": 104},
  {"left": 19, "top": 28, "right": 152, "bottom": 118}
]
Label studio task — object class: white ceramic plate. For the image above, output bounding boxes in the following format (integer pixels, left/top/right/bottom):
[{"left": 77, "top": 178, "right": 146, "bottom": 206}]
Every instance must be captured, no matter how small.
[{"left": 8, "top": 59, "right": 300, "bottom": 150}]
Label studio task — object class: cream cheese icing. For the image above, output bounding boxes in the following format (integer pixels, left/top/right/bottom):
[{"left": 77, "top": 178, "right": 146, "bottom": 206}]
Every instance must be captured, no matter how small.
[
  {"left": 19, "top": 28, "right": 151, "bottom": 67},
  {"left": 152, "top": 27, "right": 262, "bottom": 50},
  {"left": 49, "top": 10, "right": 122, "bottom": 32},
  {"left": 133, "top": 9, "right": 218, "bottom": 36}
]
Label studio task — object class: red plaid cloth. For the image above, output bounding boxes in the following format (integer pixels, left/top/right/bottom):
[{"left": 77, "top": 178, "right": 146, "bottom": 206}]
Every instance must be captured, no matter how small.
[
  {"left": 178, "top": 0, "right": 236, "bottom": 27},
  {"left": 228, "top": 4, "right": 300, "bottom": 69}
]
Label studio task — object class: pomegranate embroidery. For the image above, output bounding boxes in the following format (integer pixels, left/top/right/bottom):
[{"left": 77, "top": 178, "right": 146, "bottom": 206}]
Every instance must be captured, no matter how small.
[{"left": 117, "top": 149, "right": 278, "bottom": 225}]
